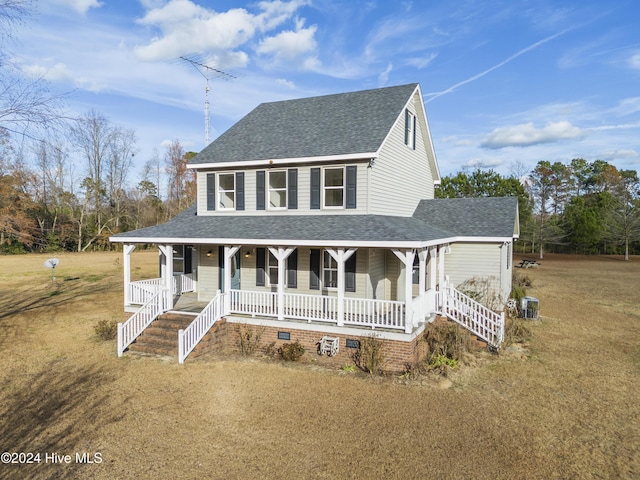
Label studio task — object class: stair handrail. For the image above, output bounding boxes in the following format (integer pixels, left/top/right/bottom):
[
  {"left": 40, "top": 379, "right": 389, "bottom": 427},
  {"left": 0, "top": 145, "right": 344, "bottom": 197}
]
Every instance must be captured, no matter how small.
[
  {"left": 178, "top": 290, "right": 224, "bottom": 364},
  {"left": 440, "top": 286, "right": 505, "bottom": 348},
  {"left": 118, "top": 288, "right": 167, "bottom": 357}
]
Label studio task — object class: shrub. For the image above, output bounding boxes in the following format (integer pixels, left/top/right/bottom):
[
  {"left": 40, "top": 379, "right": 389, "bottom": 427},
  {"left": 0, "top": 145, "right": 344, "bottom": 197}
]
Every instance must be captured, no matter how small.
[
  {"left": 504, "top": 318, "right": 532, "bottom": 344},
  {"left": 94, "top": 319, "right": 118, "bottom": 341},
  {"left": 456, "top": 276, "right": 502, "bottom": 310},
  {"left": 235, "top": 323, "right": 265, "bottom": 356},
  {"left": 422, "top": 322, "right": 467, "bottom": 364},
  {"left": 513, "top": 271, "right": 533, "bottom": 288},
  {"left": 352, "top": 334, "right": 385, "bottom": 374},
  {"left": 278, "top": 341, "right": 305, "bottom": 361}
]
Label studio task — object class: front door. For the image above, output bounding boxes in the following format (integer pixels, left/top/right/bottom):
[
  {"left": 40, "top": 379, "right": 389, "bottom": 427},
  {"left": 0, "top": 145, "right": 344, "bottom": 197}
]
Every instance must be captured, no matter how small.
[{"left": 218, "top": 246, "right": 241, "bottom": 290}]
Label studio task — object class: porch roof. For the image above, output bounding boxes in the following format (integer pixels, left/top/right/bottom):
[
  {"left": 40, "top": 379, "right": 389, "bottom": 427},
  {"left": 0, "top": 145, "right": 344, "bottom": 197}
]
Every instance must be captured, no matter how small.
[
  {"left": 111, "top": 205, "right": 454, "bottom": 246},
  {"left": 413, "top": 197, "right": 519, "bottom": 238}
]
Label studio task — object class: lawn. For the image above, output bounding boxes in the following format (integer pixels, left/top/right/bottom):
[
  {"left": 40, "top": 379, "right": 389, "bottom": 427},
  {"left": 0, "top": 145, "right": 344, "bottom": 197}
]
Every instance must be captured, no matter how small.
[{"left": 0, "top": 251, "right": 638, "bottom": 479}]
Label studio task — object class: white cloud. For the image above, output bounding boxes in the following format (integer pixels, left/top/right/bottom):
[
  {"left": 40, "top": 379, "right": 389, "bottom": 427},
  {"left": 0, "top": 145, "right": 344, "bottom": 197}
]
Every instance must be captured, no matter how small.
[
  {"left": 610, "top": 97, "right": 640, "bottom": 117},
  {"left": 276, "top": 78, "right": 296, "bottom": 89},
  {"left": 481, "top": 121, "right": 584, "bottom": 149},
  {"left": 135, "top": 0, "right": 308, "bottom": 62},
  {"left": 405, "top": 53, "right": 438, "bottom": 69},
  {"left": 628, "top": 52, "right": 640, "bottom": 70},
  {"left": 377, "top": 63, "right": 392, "bottom": 85},
  {"left": 256, "top": 24, "right": 317, "bottom": 63},
  {"left": 599, "top": 149, "right": 639, "bottom": 161},
  {"left": 47, "top": 0, "right": 102, "bottom": 15},
  {"left": 22, "top": 62, "right": 72, "bottom": 82}
]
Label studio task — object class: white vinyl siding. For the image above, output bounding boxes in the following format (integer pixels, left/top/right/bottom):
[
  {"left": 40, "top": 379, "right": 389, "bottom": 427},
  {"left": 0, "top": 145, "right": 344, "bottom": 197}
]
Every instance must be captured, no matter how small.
[
  {"left": 369, "top": 92, "right": 435, "bottom": 216},
  {"left": 196, "top": 163, "right": 368, "bottom": 216},
  {"left": 444, "top": 242, "right": 508, "bottom": 303}
]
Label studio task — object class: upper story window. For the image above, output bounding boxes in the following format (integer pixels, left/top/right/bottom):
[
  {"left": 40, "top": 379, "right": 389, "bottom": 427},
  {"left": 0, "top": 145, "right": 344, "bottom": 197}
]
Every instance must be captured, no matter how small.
[
  {"left": 405, "top": 109, "right": 416, "bottom": 150},
  {"left": 269, "top": 170, "right": 287, "bottom": 209},
  {"left": 218, "top": 173, "right": 235, "bottom": 210},
  {"left": 206, "top": 172, "right": 244, "bottom": 212},
  {"left": 323, "top": 167, "right": 344, "bottom": 208}
]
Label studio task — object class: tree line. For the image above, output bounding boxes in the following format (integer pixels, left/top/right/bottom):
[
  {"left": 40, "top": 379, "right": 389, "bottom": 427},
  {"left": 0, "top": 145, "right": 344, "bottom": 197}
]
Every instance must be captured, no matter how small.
[{"left": 436, "top": 160, "right": 640, "bottom": 260}]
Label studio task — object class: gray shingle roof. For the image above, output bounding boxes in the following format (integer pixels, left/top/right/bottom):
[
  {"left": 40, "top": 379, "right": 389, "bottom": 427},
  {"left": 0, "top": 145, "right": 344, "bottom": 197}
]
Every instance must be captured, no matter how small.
[
  {"left": 412, "top": 197, "right": 519, "bottom": 238},
  {"left": 112, "top": 197, "right": 518, "bottom": 245},
  {"left": 189, "top": 83, "right": 418, "bottom": 165},
  {"left": 112, "top": 205, "right": 452, "bottom": 244}
]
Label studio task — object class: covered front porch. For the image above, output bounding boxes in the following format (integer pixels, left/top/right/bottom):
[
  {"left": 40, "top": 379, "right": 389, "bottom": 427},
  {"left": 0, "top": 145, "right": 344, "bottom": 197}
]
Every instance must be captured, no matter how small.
[{"left": 122, "top": 243, "right": 446, "bottom": 334}]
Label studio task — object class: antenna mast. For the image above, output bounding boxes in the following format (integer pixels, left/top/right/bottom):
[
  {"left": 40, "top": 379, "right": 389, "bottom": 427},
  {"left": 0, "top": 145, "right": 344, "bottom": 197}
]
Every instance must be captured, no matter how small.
[{"left": 179, "top": 56, "right": 237, "bottom": 145}]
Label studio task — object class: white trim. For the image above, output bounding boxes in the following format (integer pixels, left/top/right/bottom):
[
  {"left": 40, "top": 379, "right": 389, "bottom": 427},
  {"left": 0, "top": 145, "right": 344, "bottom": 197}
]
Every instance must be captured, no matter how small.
[
  {"left": 217, "top": 172, "right": 236, "bottom": 211},
  {"left": 322, "top": 166, "right": 346, "bottom": 209},
  {"left": 111, "top": 235, "right": 515, "bottom": 249},
  {"left": 224, "top": 315, "right": 429, "bottom": 342},
  {"left": 187, "top": 152, "right": 377, "bottom": 170},
  {"left": 267, "top": 169, "right": 287, "bottom": 210}
]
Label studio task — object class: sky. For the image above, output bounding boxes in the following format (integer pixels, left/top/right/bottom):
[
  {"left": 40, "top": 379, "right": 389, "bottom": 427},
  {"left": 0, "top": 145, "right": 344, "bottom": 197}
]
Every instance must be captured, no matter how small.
[{"left": 9, "top": 0, "right": 640, "bottom": 184}]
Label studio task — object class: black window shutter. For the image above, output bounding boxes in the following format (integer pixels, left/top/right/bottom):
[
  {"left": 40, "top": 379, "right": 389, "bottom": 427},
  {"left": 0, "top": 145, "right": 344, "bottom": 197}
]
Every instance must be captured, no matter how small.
[
  {"left": 288, "top": 169, "right": 298, "bottom": 210},
  {"left": 206, "top": 173, "right": 216, "bottom": 211},
  {"left": 256, "top": 170, "right": 265, "bottom": 210},
  {"left": 256, "top": 248, "right": 265, "bottom": 286},
  {"left": 309, "top": 249, "right": 320, "bottom": 290},
  {"left": 310, "top": 168, "right": 320, "bottom": 210},
  {"left": 218, "top": 246, "right": 224, "bottom": 291},
  {"left": 236, "top": 172, "right": 245, "bottom": 211},
  {"left": 184, "top": 246, "right": 192, "bottom": 274},
  {"left": 346, "top": 166, "right": 357, "bottom": 209},
  {"left": 404, "top": 109, "right": 410, "bottom": 145},
  {"left": 345, "top": 251, "right": 357, "bottom": 292},
  {"left": 286, "top": 249, "right": 297, "bottom": 288},
  {"left": 412, "top": 114, "right": 417, "bottom": 150}
]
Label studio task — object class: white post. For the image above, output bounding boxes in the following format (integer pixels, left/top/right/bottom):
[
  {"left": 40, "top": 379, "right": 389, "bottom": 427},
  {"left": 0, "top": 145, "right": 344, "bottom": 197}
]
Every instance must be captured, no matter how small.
[
  {"left": 325, "top": 248, "right": 356, "bottom": 327},
  {"left": 178, "top": 329, "right": 185, "bottom": 364},
  {"left": 429, "top": 246, "right": 437, "bottom": 311},
  {"left": 418, "top": 248, "right": 428, "bottom": 320},
  {"left": 392, "top": 249, "right": 416, "bottom": 334},
  {"left": 123, "top": 244, "right": 135, "bottom": 306},
  {"left": 268, "top": 247, "right": 295, "bottom": 320},
  {"left": 117, "top": 322, "right": 124, "bottom": 357},
  {"left": 224, "top": 245, "right": 240, "bottom": 315},
  {"left": 438, "top": 245, "right": 446, "bottom": 293},
  {"left": 159, "top": 245, "right": 174, "bottom": 311}
]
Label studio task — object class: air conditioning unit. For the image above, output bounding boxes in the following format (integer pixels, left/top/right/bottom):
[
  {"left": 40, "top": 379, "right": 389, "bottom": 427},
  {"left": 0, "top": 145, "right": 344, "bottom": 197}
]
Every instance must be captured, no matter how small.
[{"left": 521, "top": 296, "right": 540, "bottom": 320}]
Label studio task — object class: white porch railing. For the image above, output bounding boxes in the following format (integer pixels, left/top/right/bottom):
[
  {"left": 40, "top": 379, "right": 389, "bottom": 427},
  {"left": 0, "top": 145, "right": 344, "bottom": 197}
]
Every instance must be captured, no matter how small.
[
  {"left": 438, "top": 286, "right": 504, "bottom": 348},
  {"left": 230, "top": 289, "right": 278, "bottom": 317},
  {"left": 118, "top": 288, "right": 167, "bottom": 356},
  {"left": 174, "top": 273, "right": 196, "bottom": 295},
  {"left": 178, "top": 290, "right": 225, "bottom": 364},
  {"left": 284, "top": 293, "right": 338, "bottom": 323},
  {"left": 129, "top": 278, "right": 163, "bottom": 304},
  {"left": 343, "top": 297, "right": 405, "bottom": 330}
]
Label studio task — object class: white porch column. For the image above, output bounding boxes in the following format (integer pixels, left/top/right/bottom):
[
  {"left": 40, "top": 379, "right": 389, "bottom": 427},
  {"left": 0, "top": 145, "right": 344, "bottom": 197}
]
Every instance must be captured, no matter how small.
[
  {"left": 158, "top": 245, "right": 174, "bottom": 310},
  {"left": 123, "top": 244, "right": 135, "bottom": 306},
  {"left": 438, "top": 245, "right": 446, "bottom": 290},
  {"left": 392, "top": 249, "right": 416, "bottom": 334},
  {"left": 325, "top": 248, "right": 357, "bottom": 327},
  {"left": 223, "top": 245, "right": 241, "bottom": 314},
  {"left": 268, "top": 247, "right": 295, "bottom": 320},
  {"left": 429, "top": 246, "right": 437, "bottom": 310},
  {"left": 418, "top": 249, "right": 428, "bottom": 295}
]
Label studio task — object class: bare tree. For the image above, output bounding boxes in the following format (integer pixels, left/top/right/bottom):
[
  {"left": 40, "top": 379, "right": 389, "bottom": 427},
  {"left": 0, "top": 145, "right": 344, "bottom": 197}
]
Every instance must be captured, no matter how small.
[
  {"left": 0, "top": 1, "right": 66, "bottom": 140},
  {"left": 164, "top": 140, "right": 195, "bottom": 219}
]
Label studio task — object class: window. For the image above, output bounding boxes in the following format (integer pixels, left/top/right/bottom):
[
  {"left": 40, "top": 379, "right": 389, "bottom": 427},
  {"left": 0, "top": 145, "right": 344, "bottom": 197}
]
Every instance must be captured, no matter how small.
[
  {"left": 268, "top": 251, "right": 278, "bottom": 285},
  {"left": 412, "top": 255, "right": 419, "bottom": 285},
  {"left": 323, "top": 251, "right": 338, "bottom": 288},
  {"left": 405, "top": 109, "right": 416, "bottom": 149},
  {"left": 323, "top": 167, "right": 344, "bottom": 208},
  {"left": 173, "top": 245, "right": 184, "bottom": 274},
  {"left": 268, "top": 171, "right": 287, "bottom": 209},
  {"left": 218, "top": 173, "right": 235, "bottom": 209}
]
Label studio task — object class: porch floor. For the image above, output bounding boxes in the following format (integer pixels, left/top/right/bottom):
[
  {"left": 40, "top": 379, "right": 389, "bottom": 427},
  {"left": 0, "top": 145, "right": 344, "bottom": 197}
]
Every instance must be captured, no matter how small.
[{"left": 172, "top": 292, "right": 209, "bottom": 313}]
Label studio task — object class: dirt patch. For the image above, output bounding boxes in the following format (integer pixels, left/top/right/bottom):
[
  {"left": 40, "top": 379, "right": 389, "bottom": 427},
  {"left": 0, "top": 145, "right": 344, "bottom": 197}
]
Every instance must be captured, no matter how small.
[{"left": 0, "top": 252, "right": 638, "bottom": 479}]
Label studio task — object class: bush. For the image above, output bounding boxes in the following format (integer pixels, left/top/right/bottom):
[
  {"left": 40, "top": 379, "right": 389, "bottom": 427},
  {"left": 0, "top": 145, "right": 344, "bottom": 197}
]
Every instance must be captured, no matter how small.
[
  {"left": 352, "top": 334, "right": 385, "bottom": 374},
  {"left": 94, "top": 319, "right": 118, "bottom": 341},
  {"left": 504, "top": 318, "right": 532, "bottom": 344},
  {"left": 235, "top": 323, "right": 265, "bottom": 356},
  {"left": 456, "top": 276, "right": 502, "bottom": 310},
  {"left": 278, "top": 341, "right": 305, "bottom": 361},
  {"left": 423, "top": 322, "right": 467, "bottom": 364}
]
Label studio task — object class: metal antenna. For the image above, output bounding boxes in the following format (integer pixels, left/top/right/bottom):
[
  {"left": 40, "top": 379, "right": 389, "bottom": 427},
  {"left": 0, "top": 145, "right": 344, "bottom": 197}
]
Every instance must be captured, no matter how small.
[{"left": 179, "top": 56, "right": 237, "bottom": 145}]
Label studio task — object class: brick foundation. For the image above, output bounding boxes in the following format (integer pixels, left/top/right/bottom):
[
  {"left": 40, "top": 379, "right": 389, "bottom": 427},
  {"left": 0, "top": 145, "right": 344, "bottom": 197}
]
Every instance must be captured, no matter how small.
[{"left": 190, "top": 319, "right": 435, "bottom": 373}]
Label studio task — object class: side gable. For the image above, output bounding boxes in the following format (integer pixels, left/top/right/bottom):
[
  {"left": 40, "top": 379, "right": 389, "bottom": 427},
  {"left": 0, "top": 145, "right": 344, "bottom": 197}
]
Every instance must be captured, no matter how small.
[{"left": 189, "top": 83, "right": 419, "bottom": 168}]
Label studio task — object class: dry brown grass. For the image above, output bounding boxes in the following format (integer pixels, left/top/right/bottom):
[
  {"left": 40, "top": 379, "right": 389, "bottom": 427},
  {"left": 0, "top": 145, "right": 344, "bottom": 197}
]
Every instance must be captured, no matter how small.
[{"left": 0, "top": 251, "right": 638, "bottom": 479}]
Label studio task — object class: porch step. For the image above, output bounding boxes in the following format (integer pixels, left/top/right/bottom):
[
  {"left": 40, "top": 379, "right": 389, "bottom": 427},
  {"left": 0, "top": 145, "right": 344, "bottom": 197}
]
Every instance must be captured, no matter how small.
[{"left": 127, "top": 313, "right": 195, "bottom": 357}]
